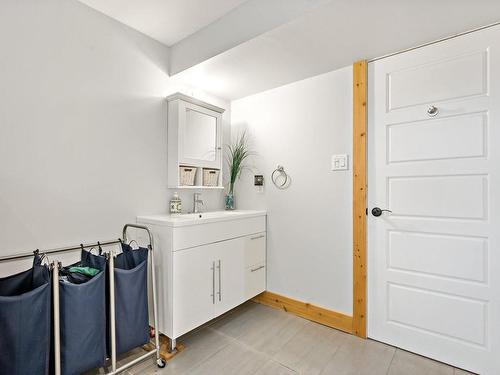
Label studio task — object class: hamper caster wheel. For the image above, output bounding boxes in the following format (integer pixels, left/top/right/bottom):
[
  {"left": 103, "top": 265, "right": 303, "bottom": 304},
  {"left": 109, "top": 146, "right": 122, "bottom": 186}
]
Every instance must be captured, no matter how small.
[{"left": 157, "top": 358, "right": 166, "bottom": 368}]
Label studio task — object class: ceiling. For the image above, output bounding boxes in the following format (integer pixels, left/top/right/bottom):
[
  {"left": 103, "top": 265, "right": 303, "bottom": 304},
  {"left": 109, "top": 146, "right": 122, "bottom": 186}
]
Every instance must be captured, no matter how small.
[
  {"left": 173, "top": 0, "right": 500, "bottom": 100},
  {"left": 77, "top": 0, "right": 248, "bottom": 46},
  {"left": 78, "top": 0, "right": 500, "bottom": 101}
]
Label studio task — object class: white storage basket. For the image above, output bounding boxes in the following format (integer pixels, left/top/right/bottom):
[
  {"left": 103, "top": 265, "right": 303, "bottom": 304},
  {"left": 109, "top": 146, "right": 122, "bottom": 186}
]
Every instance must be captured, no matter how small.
[
  {"left": 203, "top": 168, "right": 220, "bottom": 187},
  {"left": 179, "top": 166, "right": 197, "bottom": 186}
]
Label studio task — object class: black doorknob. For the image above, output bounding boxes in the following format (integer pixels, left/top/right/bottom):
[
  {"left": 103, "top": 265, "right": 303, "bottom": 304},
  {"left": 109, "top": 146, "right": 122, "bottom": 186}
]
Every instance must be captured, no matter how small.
[{"left": 372, "top": 207, "right": 392, "bottom": 217}]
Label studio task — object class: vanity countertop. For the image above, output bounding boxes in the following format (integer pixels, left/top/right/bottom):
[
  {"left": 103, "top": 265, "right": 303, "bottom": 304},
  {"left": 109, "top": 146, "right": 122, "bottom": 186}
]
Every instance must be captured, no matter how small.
[{"left": 137, "top": 210, "right": 267, "bottom": 227}]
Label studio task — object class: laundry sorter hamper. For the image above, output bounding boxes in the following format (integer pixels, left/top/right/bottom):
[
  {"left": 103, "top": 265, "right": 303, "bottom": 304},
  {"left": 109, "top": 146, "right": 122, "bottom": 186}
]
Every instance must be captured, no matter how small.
[
  {"left": 58, "top": 249, "right": 107, "bottom": 375},
  {"left": 0, "top": 253, "right": 51, "bottom": 375},
  {"left": 0, "top": 223, "right": 166, "bottom": 375},
  {"left": 111, "top": 242, "right": 150, "bottom": 356}
]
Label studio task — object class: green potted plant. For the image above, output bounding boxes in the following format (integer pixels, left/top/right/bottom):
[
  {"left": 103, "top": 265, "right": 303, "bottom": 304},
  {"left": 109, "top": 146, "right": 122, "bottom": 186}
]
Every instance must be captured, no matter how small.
[{"left": 225, "top": 131, "right": 252, "bottom": 210}]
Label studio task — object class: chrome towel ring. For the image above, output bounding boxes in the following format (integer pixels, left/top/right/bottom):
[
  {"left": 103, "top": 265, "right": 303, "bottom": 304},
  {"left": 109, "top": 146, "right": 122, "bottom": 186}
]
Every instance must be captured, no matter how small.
[{"left": 271, "top": 165, "right": 289, "bottom": 189}]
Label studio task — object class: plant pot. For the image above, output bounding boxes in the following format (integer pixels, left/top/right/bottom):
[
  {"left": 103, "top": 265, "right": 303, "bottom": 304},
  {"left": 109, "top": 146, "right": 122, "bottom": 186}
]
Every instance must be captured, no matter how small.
[{"left": 225, "top": 193, "right": 235, "bottom": 210}]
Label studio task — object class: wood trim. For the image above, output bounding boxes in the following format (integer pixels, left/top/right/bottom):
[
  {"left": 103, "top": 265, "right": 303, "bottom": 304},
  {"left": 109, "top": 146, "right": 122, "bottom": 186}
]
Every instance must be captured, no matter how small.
[
  {"left": 253, "top": 291, "right": 353, "bottom": 334},
  {"left": 352, "top": 60, "right": 368, "bottom": 338},
  {"left": 254, "top": 62, "right": 368, "bottom": 339}
]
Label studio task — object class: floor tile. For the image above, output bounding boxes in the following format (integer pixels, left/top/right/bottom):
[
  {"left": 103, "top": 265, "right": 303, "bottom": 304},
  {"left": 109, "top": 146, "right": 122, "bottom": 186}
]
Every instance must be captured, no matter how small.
[
  {"left": 213, "top": 302, "right": 308, "bottom": 356},
  {"left": 82, "top": 367, "right": 108, "bottom": 375},
  {"left": 127, "top": 364, "right": 162, "bottom": 375},
  {"left": 128, "top": 328, "right": 233, "bottom": 375},
  {"left": 255, "top": 359, "right": 298, "bottom": 375},
  {"left": 273, "top": 320, "right": 347, "bottom": 375},
  {"left": 188, "top": 340, "right": 269, "bottom": 375},
  {"left": 82, "top": 347, "right": 146, "bottom": 374},
  {"left": 117, "top": 347, "right": 149, "bottom": 367},
  {"left": 83, "top": 302, "right": 478, "bottom": 375},
  {"left": 320, "top": 336, "right": 395, "bottom": 375},
  {"left": 122, "top": 353, "right": 165, "bottom": 375},
  {"left": 210, "top": 301, "right": 272, "bottom": 339},
  {"left": 454, "top": 368, "right": 476, "bottom": 375},
  {"left": 388, "top": 349, "right": 454, "bottom": 375}
]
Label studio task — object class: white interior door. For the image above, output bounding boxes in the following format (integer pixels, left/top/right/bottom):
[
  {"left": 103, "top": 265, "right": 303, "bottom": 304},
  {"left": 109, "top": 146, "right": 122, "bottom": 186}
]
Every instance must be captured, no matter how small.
[{"left": 368, "top": 25, "right": 500, "bottom": 374}]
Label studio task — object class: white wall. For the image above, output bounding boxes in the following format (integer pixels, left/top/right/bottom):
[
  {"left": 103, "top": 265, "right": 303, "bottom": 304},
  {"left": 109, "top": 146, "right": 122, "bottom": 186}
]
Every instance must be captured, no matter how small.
[
  {"left": 231, "top": 66, "right": 353, "bottom": 314},
  {"left": 0, "top": 0, "right": 228, "bottom": 272}
]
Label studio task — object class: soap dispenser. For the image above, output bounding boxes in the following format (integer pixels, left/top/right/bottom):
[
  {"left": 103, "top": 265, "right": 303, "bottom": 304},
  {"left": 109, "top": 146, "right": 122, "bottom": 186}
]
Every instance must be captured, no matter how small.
[{"left": 169, "top": 192, "right": 182, "bottom": 215}]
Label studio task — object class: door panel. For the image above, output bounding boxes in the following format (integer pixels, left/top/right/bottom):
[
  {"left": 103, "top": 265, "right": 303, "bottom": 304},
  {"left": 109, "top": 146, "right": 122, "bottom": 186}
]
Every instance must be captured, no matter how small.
[
  {"left": 388, "top": 231, "right": 487, "bottom": 283},
  {"left": 244, "top": 233, "right": 267, "bottom": 300},
  {"left": 172, "top": 244, "right": 215, "bottom": 337},
  {"left": 244, "top": 233, "right": 266, "bottom": 267},
  {"left": 387, "top": 112, "right": 487, "bottom": 163},
  {"left": 388, "top": 50, "right": 488, "bottom": 111},
  {"left": 215, "top": 237, "right": 245, "bottom": 315},
  {"left": 178, "top": 101, "right": 222, "bottom": 169},
  {"left": 368, "top": 25, "right": 500, "bottom": 374},
  {"left": 388, "top": 174, "right": 488, "bottom": 219},
  {"left": 245, "top": 262, "right": 266, "bottom": 299},
  {"left": 388, "top": 284, "right": 487, "bottom": 346}
]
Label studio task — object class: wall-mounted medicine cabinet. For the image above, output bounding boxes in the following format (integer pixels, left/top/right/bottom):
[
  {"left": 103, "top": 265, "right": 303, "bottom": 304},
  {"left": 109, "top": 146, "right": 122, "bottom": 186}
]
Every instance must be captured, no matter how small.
[{"left": 167, "top": 93, "right": 225, "bottom": 189}]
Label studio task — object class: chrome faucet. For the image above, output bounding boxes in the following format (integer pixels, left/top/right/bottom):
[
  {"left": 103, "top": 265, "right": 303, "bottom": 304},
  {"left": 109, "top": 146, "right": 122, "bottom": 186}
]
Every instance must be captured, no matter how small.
[{"left": 193, "top": 193, "right": 204, "bottom": 213}]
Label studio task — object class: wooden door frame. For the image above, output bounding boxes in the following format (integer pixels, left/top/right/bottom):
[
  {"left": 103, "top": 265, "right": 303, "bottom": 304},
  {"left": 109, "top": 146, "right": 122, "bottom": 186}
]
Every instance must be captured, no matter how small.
[
  {"left": 254, "top": 61, "right": 369, "bottom": 339},
  {"left": 352, "top": 60, "right": 368, "bottom": 338}
]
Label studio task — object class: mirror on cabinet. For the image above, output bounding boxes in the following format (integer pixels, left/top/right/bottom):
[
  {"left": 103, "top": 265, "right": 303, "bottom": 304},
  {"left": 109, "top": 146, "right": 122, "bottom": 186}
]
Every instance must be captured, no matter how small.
[
  {"left": 183, "top": 108, "right": 217, "bottom": 162},
  {"left": 167, "top": 93, "right": 225, "bottom": 189}
]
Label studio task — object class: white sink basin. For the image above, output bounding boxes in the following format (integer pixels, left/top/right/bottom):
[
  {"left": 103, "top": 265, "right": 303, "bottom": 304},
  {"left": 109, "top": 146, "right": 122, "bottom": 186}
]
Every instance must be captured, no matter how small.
[
  {"left": 137, "top": 210, "right": 266, "bottom": 227},
  {"left": 177, "top": 211, "right": 241, "bottom": 219}
]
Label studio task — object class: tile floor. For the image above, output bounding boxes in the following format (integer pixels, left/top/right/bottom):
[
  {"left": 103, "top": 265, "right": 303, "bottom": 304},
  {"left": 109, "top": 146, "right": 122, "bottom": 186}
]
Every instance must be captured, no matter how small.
[{"left": 90, "top": 301, "right": 475, "bottom": 375}]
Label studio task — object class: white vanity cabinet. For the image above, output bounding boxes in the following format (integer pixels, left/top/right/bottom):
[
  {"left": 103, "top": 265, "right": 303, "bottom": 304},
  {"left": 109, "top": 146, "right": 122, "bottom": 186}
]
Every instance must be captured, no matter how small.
[
  {"left": 137, "top": 210, "right": 266, "bottom": 345},
  {"left": 173, "top": 237, "right": 246, "bottom": 336}
]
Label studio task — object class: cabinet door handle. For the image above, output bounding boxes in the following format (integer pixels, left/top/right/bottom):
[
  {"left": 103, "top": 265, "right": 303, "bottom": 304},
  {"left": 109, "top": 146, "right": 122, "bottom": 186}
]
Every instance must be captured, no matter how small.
[
  {"left": 211, "top": 261, "right": 215, "bottom": 304},
  {"left": 250, "top": 234, "right": 265, "bottom": 240},
  {"left": 251, "top": 265, "right": 265, "bottom": 272},
  {"left": 217, "top": 260, "right": 221, "bottom": 302}
]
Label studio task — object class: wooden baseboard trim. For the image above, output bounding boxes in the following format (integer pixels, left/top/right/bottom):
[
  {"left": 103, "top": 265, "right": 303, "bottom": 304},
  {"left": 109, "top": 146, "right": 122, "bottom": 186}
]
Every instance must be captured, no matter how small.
[{"left": 253, "top": 291, "right": 353, "bottom": 334}]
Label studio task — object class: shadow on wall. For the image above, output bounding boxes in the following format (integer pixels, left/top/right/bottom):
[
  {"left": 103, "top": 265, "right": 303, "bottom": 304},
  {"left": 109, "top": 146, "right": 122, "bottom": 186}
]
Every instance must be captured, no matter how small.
[
  {"left": 231, "top": 121, "right": 293, "bottom": 199},
  {"left": 73, "top": 0, "right": 170, "bottom": 77},
  {"left": 0, "top": 0, "right": 170, "bottom": 255},
  {"left": 229, "top": 66, "right": 353, "bottom": 314}
]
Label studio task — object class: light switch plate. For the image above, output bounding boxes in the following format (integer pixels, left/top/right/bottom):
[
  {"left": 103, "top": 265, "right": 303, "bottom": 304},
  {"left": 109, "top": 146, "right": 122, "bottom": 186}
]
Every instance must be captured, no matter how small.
[{"left": 332, "top": 154, "right": 349, "bottom": 171}]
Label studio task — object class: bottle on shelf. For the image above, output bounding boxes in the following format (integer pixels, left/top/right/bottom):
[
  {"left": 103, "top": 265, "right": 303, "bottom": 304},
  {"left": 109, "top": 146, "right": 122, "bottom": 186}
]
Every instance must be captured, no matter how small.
[{"left": 169, "top": 192, "right": 182, "bottom": 215}]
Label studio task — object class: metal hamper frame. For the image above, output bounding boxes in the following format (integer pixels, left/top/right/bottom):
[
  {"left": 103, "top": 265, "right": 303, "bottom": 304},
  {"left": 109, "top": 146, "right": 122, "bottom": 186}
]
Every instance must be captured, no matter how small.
[{"left": 0, "top": 223, "right": 166, "bottom": 374}]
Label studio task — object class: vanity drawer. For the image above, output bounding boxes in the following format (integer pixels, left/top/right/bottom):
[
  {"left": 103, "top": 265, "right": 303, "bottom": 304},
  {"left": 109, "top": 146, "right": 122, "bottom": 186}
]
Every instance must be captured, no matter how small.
[
  {"left": 173, "top": 216, "right": 265, "bottom": 251},
  {"left": 244, "top": 233, "right": 266, "bottom": 267},
  {"left": 245, "top": 262, "right": 266, "bottom": 299}
]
